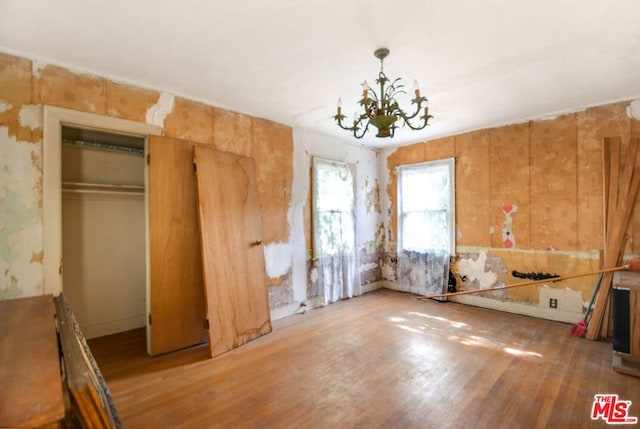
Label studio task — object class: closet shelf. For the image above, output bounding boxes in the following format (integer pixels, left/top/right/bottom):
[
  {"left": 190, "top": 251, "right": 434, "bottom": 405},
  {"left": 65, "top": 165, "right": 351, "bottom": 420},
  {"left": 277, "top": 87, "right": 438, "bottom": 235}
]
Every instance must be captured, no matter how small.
[{"left": 62, "top": 181, "right": 144, "bottom": 195}]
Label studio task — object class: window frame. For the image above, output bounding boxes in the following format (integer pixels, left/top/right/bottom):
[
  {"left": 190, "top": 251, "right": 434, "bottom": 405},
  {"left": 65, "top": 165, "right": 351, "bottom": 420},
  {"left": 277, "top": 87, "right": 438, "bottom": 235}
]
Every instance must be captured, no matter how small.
[
  {"left": 397, "top": 157, "right": 456, "bottom": 255},
  {"left": 312, "top": 156, "right": 357, "bottom": 258}
]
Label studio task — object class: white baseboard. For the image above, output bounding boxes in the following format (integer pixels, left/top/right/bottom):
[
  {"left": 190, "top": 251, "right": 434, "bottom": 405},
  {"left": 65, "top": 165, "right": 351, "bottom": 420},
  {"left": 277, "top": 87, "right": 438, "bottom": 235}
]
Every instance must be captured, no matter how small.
[
  {"left": 270, "top": 281, "right": 390, "bottom": 321},
  {"left": 270, "top": 296, "right": 324, "bottom": 321},
  {"left": 381, "top": 282, "right": 583, "bottom": 324},
  {"left": 361, "top": 280, "right": 389, "bottom": 293},
  {"left": 83, "top": 314, "right": 146, "bottom": 339},
  {"left": 449, "top": 294, "right": 583, "bottom": 324},
  {"left": 376, "top": 280, "right": 401, "bottom": 291}
]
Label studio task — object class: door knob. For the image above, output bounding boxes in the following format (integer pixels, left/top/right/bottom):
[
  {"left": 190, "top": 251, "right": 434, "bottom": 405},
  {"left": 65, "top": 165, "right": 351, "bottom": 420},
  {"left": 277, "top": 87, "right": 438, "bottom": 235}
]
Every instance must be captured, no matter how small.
[{"left": 254, "top": 239, "right": 264, "bottom": 246}]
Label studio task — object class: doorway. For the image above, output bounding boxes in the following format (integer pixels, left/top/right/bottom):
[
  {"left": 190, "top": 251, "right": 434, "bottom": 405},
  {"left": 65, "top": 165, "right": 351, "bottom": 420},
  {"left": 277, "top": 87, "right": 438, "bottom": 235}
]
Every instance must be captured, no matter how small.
[
  {"left": 61, "top": 126, "right": 146, "bottom": 339},
  {"left": 43, "top": 106, "right": 161, "bottom": 353}
]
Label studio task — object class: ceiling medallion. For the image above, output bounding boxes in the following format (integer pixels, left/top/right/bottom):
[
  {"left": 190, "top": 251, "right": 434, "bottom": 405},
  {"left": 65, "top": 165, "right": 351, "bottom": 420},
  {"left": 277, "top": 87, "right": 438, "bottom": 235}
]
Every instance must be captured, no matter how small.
[{"left": 334, "top": 48, "right": 433, "bottom": 139}]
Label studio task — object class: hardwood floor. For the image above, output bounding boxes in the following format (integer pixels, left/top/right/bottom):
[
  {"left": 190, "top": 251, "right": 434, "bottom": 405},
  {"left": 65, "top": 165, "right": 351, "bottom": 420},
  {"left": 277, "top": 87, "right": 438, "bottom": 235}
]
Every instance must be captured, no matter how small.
[{"left": 88, "top": 289, "right": 639, "bottom": 428}]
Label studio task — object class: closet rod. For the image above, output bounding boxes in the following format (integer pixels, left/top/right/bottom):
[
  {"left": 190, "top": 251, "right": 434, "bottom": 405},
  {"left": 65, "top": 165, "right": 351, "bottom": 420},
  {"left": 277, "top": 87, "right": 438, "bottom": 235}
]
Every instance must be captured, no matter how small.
[
  {"left": 62, "top": 181, "right": 144, "bottom": 195},
  {"left": 62, "top": 139, "right": 144, "bottom": 155},
  {"left": 62, "top": 189, "right": 144, "bottom": 196}
]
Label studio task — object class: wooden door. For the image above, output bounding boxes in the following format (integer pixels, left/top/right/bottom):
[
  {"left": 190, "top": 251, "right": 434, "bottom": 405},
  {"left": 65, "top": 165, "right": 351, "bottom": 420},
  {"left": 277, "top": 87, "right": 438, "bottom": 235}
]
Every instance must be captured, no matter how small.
[
  {"left": 193, "top": 145, "right": 272, "bottom": 358},
  {"left": 148, "top": 136, "right": 208, "bottom": 355}
]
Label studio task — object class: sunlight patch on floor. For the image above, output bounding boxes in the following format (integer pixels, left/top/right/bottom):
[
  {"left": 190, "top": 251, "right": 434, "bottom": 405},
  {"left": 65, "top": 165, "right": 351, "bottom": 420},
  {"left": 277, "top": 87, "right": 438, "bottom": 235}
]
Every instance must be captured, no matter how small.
[{"left": 389, "top": 311, "right": 545, "bottom": 360}]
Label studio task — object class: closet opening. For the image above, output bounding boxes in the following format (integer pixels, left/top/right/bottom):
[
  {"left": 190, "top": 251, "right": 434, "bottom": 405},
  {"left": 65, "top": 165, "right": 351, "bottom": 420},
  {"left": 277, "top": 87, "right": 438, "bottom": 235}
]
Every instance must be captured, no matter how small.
[{"left": 61, "top": 126, "right": 147, "bottom": 347}]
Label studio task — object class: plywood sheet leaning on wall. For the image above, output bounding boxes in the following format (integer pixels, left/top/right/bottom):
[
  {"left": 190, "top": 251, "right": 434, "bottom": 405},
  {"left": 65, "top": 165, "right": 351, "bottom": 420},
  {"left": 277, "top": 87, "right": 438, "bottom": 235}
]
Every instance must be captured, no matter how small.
[
  {"left": 587, "top": 137, "right": 640, "bottom": 340},
  {"left": 148, "top": 136, "right": 208, "bottom": 356},
  {"left": 193, "top": 145, "right": 272, "bottom": 358}
]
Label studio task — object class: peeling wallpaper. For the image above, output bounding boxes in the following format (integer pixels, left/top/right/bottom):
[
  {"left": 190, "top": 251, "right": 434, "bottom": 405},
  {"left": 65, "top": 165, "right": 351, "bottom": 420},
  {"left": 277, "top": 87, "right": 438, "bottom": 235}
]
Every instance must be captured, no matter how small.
[
  {"left": 0, "top": 125, "right": 42, "bottom": 298},
  {"left": 4, "top": 48, "right": 640, "bottom": 318},
  {"left": 0, "top": 53, "right": 43, "bottom": 298},
  {"left": 0, "top": 51, "right": 381, "bottom": 311},
  {"left": 381, "top": 101, "right": 640, "bottom": 307}
]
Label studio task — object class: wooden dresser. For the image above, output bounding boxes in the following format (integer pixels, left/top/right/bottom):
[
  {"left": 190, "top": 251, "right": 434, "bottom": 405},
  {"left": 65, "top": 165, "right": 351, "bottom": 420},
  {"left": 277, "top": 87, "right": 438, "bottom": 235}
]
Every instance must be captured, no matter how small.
[{"left": 0, "top": 294, "right": 120, "bottom": 428}]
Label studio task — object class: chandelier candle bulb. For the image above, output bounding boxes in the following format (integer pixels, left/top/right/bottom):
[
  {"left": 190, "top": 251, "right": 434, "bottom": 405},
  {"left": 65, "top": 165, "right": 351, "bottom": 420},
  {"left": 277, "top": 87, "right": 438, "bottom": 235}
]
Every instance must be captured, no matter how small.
[
  {"left": 413, "top": 80, "right": 420, "bottom": 99},
  {"left": 363, "top": 81, "right": 369, "bottom": 100},
  {"left": 337, "top": 98, "right": 342, "bottom": 116}
]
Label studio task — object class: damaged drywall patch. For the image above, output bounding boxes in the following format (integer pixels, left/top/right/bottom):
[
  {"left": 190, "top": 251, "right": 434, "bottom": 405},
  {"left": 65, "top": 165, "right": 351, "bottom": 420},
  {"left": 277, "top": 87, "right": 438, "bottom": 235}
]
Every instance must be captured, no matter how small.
[
  {"left": 381, "top": 255, "right": 397, "bottom": 282},
  {"left": 145, "top": 92, "right": 175, "bottom": 127},
  {"left": 365, "top": 177, "right": 381, "bottom": 214},
  {"left": 359, "top": 262, "right": 378, "bottom": 273},
  {"left": 268, "top": 272, "right": 294, "bottom": 308},
  {"left": 263, "top": 242, "right": 292, "bottom": 279},
  {"left": 0, "top": 275, "right": 23, "bottom": 300},
  {"left": 626, "top": 99, "right": 640, "bottom": 120},
  {"left": 18, "top": 105, "right": 43, "bottom": 130},
  {"left": 0, "top": 100, "right": 12, "bottom": 114},
  {"left": 0, "top": 126, "right": 43, "bottom": 298},
  {"left": 456, "top": 252, "right": 497, "bottom": 289},
  {"left": 502, "top": 204, "right": 518, "bottom": 248},
  {"left": 359, "top": 243, "right": 383, "bottom": 285},
  {"left": 31, "top": 59, "right": 47, "bottom": 78}
]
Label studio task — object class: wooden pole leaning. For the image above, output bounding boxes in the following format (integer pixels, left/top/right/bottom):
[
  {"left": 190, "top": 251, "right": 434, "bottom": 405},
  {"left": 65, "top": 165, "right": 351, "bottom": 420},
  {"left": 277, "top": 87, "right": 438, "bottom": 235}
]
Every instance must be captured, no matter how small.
[{"left": 586, "top": 138, "right": 640, "bottom": 340}]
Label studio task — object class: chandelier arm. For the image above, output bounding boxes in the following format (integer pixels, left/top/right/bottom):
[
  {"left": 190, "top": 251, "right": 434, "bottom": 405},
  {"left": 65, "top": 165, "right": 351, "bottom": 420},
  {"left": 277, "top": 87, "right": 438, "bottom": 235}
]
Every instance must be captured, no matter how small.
[
  {"left": 334, "top": 114, "right": 358, "bottom": 132},
  {"left": 394, "top": 98, "right": 428, "bottom": 121},
  {"left": 397, "top": 108, "right": 433, "bottom": 130},
  {"left": 353, "top": 119, "right": 370, "bottom": 139}
]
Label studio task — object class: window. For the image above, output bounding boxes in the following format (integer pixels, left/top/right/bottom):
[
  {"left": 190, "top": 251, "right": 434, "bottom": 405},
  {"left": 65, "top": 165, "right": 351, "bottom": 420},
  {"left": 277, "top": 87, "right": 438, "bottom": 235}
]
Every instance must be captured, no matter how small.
[
  {"left": 398, "top": 158, "right": 455, "bottom": 254},
  {"left": 312, "top": 157, "right": 356, "bottom": 256}
]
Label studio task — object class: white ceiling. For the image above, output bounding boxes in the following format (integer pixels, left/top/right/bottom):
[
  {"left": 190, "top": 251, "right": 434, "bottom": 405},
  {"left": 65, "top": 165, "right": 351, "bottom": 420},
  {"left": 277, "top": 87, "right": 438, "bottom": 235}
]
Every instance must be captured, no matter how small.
[{"left": 2, "top": 0, "right": 640, "bottom": 148}]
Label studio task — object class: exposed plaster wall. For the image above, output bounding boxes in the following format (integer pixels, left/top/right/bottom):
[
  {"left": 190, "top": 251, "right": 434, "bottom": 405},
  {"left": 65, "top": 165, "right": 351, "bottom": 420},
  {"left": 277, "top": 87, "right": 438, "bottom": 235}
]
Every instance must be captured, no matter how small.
[
  {"left": 0, "top": 53, "right": 43, "bottom": 298},
  {"left": 381, "top": 101, "right": 640, "bottom": 314},
  {"left": 145, "top": 92, "right": 175, "bottom": 127},
  {"left": 378, "top": 148, "right": 396, "bottom": 281}
]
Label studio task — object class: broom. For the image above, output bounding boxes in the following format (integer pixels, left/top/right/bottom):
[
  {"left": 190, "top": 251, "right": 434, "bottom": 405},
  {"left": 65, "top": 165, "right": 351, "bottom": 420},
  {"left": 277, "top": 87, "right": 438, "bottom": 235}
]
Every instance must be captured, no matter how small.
[{"left": 568, "top": 273, "right": 602, "bottom": 337}]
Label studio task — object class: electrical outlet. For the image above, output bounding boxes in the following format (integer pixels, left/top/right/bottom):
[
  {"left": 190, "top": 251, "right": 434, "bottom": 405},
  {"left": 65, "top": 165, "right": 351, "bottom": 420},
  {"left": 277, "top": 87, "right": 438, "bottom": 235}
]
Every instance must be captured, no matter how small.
[{"left": 549, "top": 298, "right": 558, "bottom": 309}]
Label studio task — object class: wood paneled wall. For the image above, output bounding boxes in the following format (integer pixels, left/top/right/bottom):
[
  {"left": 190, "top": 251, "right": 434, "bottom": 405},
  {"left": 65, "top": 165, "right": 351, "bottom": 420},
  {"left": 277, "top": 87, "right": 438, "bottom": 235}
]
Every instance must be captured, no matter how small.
[
  {"left": 386, "top": 102, "right": 640, "bottom": 303},
  {"left": 387, "top": 102, "right": 640, "bottom": 254}
]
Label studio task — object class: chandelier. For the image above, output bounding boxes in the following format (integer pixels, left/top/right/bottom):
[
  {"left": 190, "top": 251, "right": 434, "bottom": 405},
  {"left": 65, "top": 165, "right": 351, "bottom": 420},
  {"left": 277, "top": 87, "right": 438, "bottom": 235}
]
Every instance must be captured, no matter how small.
[{"left": 334, "top": 48, "right": 433, "bottom": 139}]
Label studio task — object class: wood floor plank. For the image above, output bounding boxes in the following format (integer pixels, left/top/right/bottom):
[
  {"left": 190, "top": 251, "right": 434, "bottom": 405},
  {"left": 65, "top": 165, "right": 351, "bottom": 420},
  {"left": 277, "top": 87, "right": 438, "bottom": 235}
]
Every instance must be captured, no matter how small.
[{"left": 89, "top": 290, "right": 639, "bottom": 429}]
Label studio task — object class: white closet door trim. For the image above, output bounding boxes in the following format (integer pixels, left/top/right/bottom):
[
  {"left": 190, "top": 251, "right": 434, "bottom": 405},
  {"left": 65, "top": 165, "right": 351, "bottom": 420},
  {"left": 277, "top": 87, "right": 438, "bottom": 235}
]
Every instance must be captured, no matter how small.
[{"left": 43, "top": 106, "right": 161, "bottom": 296}]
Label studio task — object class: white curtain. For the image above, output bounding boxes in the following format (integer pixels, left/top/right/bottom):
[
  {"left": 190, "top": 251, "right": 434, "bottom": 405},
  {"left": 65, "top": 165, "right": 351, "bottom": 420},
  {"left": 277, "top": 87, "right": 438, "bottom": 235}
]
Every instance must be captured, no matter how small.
[
  {"left": 397, "top": 249, "right": 450, "bottom": 298},
  {"left": 313, "top": 158, "right": 361, "bottom": 304},
  {"left": 318, "top": 253, "right": 360, "bottom": 304}
]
